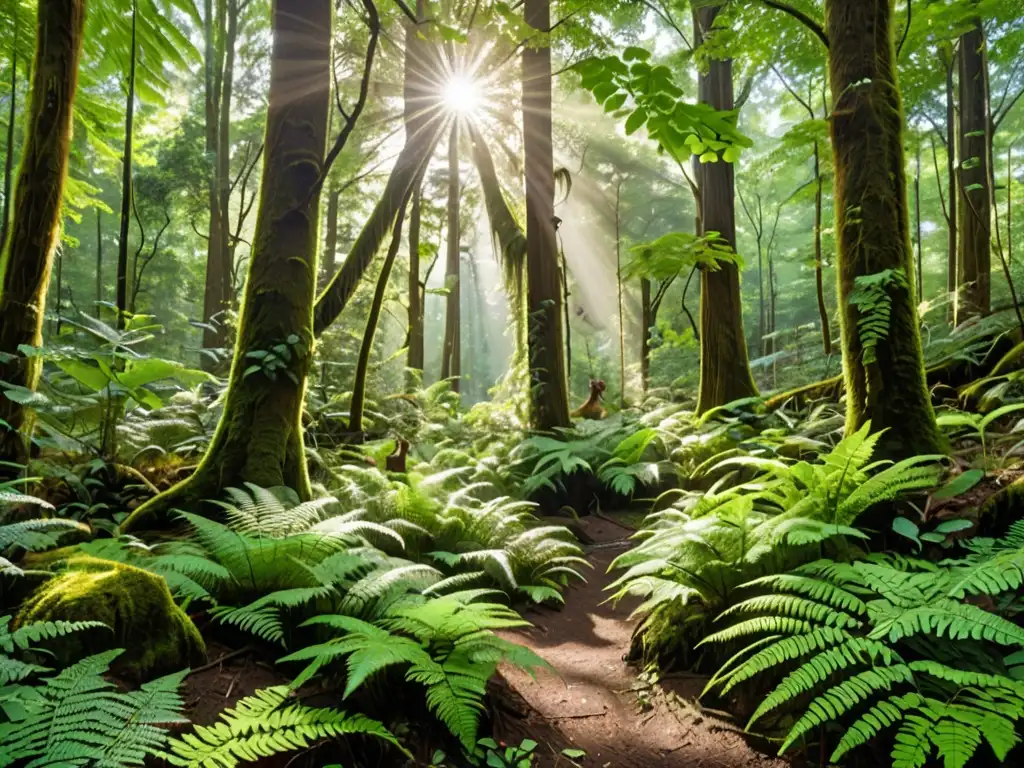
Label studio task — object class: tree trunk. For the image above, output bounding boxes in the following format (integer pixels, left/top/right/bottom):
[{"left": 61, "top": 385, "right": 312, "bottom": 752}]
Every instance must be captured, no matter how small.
[
  {"left": 615, "top": 180, "right": 626, "bottom": 407},
  {"left": 124, "top": 0, "right": 331, "bottom": 530},
  {"left": 95, "top": 209, "right": 103, "bottom": 317},
  {"left": 216, "top": 0, "right": 238, "bottom": 308},
  {"left": 0, "top": 19, "right": 16, "bottom": 257},
  {"left": 440, "top": 123, "right": 461, "bottom": 389},
  {"left": 915, "top": 143, "right": 923, "bottom": 298},
  {"left": 640, "top": 277, "right": 652, "bottom": 392},
  {"left": 956, "top": 17, "right": 991, "bottom": 322},
  {"left": 0, "top": 0, "right": 86, "bottom": 467},
  {"left": 406, "top": 179, "right": 424, "bottom": 378},
  {"left": 944, "top": 52, "right": 957, "bottom": 320},
  {"left": 694, "top": 5, "right": 757, "bottom": 414},
  {"left": 813, "top": 143, "right": 832, "bottom": 355},
  {"left": 201, "top": 0, "right": 227, "bottom": 358},
  {"left": 523, "top": 0, "right": 570, "bottom": 430},
  {"left": 350, "top": 205, "right": 408, "bottom": 435},
  {"left": 825, "top": 0, "right": 944, "bottom": 459},
  {"left": 115, "top": 0, "right": 137, "bottom": 330},
  {"left": 322, "top": 184, "right": 340, "bottom": 284}
]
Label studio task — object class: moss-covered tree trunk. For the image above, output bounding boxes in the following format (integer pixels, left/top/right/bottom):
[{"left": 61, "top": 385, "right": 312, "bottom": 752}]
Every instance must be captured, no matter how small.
[
  {"left": 440, "top": 123, "right": 461, "bottom": 390},
  {"left": 407, "top": 180, "right": 425, "bottom": 379},
  {"left": 694, "top": 5, "right": 757, "bottom": 414},
  {"left": 0, "top": 0, "right": 86, "bottom": 468},
  {"left": 956, "top": 17, "right": 991, "bottom": 323},
  {"left": 523, "top": 0, "right": 570, "bottom": 430},
  {"left": 825, "top": 0, "right": 944, "bottom": 459},
  {"left": 124, "top": 0, "right": 331, "bottom": 530}
]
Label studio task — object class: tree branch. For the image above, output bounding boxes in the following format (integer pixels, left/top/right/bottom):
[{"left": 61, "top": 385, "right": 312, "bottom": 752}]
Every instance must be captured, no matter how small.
[
  {"left": 929, "top": 133, "right": 948, "bottom": 226},
  {"left": 896, "top": 0, "right": 911, "bottom": 58},
  {"left": 757, "top": 0, "right": 829, "bottom": 49},
  {"left": 771, "top": 64, "right": 813, "bottom": 117}
]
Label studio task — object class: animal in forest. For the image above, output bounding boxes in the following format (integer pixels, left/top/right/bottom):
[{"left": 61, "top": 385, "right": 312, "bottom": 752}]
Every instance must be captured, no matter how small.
[
  {"left": 386, "top": 439, "right": 410, "bottom": 472},
  {"left": 571, "top": 379, "right": 607, "bottom": 420}
]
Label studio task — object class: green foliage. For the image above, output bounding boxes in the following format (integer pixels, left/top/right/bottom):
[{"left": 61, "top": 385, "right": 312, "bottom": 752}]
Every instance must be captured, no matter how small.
[
  {"left": 847, "top": 268, "right": 909, "bottom": 367},
  {"left": 0, "top": 617, "right": 188, "bottom": 768},
  {"left": 279, "top": 593, "right": 548, "bottom": 752},
  {"left": 165, "top": 685, "right": 401, "bottom": 768},
  {"left": 624, "top": 231, "right": 743, "bottom": 281},
  {"left": 704, "top": 547, "right": 1024, "bottom": 766}
]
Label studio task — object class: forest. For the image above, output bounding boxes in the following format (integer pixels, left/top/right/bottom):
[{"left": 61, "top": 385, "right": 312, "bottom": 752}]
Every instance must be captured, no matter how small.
[{"left": 1, "top": 0, "right": 1024, "bottom": 765}]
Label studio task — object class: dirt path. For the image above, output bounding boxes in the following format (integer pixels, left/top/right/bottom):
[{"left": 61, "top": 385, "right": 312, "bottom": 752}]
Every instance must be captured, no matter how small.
[{"left": 493, "top": 516, "right": 787, "bottom": 768}]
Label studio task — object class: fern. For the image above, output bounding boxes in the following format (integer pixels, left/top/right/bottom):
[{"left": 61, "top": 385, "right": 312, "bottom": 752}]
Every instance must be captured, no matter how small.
[
  {"left": 165, "top": 686, "right": 401, "bottom": 768},
  {"left": 0, "top": 647, "right": 187, "bottom": 768},
  {"left": 848, "top": 268, "right": 908, "bottom": 366}
]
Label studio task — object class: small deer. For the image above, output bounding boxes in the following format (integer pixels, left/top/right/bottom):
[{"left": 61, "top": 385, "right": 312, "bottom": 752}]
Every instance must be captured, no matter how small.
[{"left": 571, "top": 379, "right": 607, "bottom": 420}]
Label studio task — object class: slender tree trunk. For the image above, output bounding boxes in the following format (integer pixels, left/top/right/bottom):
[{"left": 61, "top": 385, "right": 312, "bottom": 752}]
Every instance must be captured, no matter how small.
[
  {"left": 54, "top": 251, "right": 63, "bottom": 334},
  {"left": 440, "top": 123, "right": 461, "bottom": 389},
  {"left": 640, "top": 277, "right": 652, "bottom": 392},
  {"left": 322, "top": 185, "right": 340, "bottom": 283},
  {"left": 201, "top": 0, "right": 226, "bottom": 358},
  {"left": 615, "top": 180, "right": 626, "bottom": 407},
  {"left": 561, "top": 248, "right": 572, "bottom": 385},
  {"left": 350, "top": 206, "right": 408, "bottom": 434},
  {"left": 945, "top": 53, "right": 958, "bottom": 320},
  {"left": 407, "top": 180, "right": 424, "bottom": 378},
  {"left": 95, "top": 209, "right": 102, "bottom": 317},
  {"left": 125, "top": 0, "right": 331, "bottom": 530},
  {"left": 915, "top": 144, "right": 923, "bottom": 298},
  {"left": 522, "top": 0, "right": 570, "bottom": 429},
  {"left": 0, "top": 0, "right": 86, "bottom": 467},
  {"left": 694, "top": 5, "right": 757, "bottom": 414},
  {"left": 813, "top": 143, "right": 832, "bottom": 354},
  {"left": 1009, "top": 144, "right": 1014, "bottom": 266},
  {"left": 0, "top": 19, "right": 16, "bottom": 257},
  {"left": 825, "top": 0, "right": 944, "bottom": 459},
  {"left": 956, "top": 17, "right": 991, "bottom": 322},
  {"left": 216, "top": 0, "right": 238, "bottom": 309},
  {"left": 115, "top": 0, "right": 137, "bottom": 330}
]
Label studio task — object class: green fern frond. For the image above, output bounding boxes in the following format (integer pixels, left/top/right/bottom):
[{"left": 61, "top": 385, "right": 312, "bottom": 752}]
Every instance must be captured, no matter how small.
[
  {"left": 868, "top": 598, "right": 1024, "bottom": 646},
  {"left": 717, "top": 594, "right": 861, "bottom": 629},
  {"left": 165, "top": 685, "right": 400, "bottom": 768},
  {"left": 741, "top": 574, "right": 869, "bottom": 613}
]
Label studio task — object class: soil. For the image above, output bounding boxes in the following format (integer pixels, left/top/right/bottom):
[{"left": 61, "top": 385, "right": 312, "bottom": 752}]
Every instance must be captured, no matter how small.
[{"left": 492, "top": 514, "right": 788, "bottom": 768}]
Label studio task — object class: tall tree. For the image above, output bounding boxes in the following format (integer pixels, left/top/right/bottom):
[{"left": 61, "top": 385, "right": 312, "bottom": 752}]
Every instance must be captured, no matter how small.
[
  {"left": 115, "top": 0, "right": 137, "bottom": 329},
  {"left": 0, "top": 13, "right": 16, "bottom": 256},
  {"left": 694, "top": 5, "right": 757, "bottom": 414},
  {"left": 440, "top": 122, "right": 461, "bottom": 389},
  {"left": 522, "top": 0, "right": 570, "bottom": 430},
  {"left": 125, "top": 0, "right": 331, "bottom": 529},
  {"left": 957, "top": 15, "right": 991, "bottom": 321},
  {"left": 825, "top": 0, "right": 944, "bottom": 457},
  {"left": 0, "top": 0, "right": 87, "bottom": 467}
]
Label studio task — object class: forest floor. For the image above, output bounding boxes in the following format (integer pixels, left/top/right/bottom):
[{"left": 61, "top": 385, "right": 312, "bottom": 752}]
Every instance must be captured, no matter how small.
[{"left": 492, "top": 515, "right": 789, "bottom": 768}]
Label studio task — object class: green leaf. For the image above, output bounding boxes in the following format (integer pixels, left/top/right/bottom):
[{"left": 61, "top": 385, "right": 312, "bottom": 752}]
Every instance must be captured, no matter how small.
[
  {"left": 933, "top": 519, "right": 973, "bottom": 534},
  {"left": 622, "top": 46, "right": 651, "bottom": 62},
  {"left": 932, "top": 470, "right": 985, "bottom": 500},
  {"left": 625, "top": 108, "right": 648, "bottom": 135},
  {"left": 892, "top": 517, "right": 920, "bottom": 546}
]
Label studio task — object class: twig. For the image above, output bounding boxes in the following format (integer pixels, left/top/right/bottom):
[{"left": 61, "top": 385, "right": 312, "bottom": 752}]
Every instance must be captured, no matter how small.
[
  {"left": 758, "top": 0, "right": 829, "bottom": 49},
  {"left": 187, "top": 645, "right": 254, "bottom": 676}
]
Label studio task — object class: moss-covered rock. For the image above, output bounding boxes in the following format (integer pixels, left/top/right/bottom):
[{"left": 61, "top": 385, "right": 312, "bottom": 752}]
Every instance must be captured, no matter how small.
[{"left": 15, "top": 555, "right": 205, "bottom": 679}]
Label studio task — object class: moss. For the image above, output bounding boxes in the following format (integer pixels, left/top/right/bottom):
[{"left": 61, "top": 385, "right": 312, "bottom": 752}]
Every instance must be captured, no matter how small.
[{"left": 15, "top": 555, "right": 205, "bottom": 679}]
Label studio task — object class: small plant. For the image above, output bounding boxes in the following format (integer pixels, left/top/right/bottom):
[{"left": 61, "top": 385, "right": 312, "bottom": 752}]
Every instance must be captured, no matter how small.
[
  {"left": 935, "top": 402, "right": 1024, "bottom": 468},
  {"left": 473, "top": 737, "right": 538, "bottom": 767}
]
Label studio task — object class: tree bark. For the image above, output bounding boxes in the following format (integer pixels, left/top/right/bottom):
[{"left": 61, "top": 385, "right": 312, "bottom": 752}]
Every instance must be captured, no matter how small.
[
  {"left": 915, "top": 143, "right": 923, "bottom": 298},
  {"left": 813, "top": 143, "right": 832, "bottom": 355},
  {"left": 440, "top": 123, "right": 461, "bottom": 389},
  {"left": 956, "top": 17, "right": 991, "bottom": 322},
  {"left": 217, "top": 0, "right": 239, "bottom": 308},
  {"left": 350, "top": 205, "right": 408, "bottom": 434},
  {"left": 115, "top": 0, "right": 137, "bottom": 330},
  {"left": 694, "top": 5, "right": 758, "bottom": 414},
  {"left": 0, "top": 18, "right": 16, "bottom": 257},
  {"left": 124, "top": 0, "right": 331, "bottom": 530},
  {"left": 0, "top": 0, "right": 86, "bottom": 467},
  {"left": 944, "top": 51, "right": 957, "bottom": 320},
  {"left": 322, "top": 184, "right": 340, "bottom": 283},
  {"left": 825, "top": 0, "right": 944, "bottom": 458},
  {"left": 201, "top": 0, "right": 227, "bottom": 358},
  {"left": 403, "top": 0, "right": 428, "bottom": 382},
  {"left": 523, "top": 0, "right": 570, "bottom": 430},
  {"left": 406, "top": 179, "right": 424, "bottom": 378}
]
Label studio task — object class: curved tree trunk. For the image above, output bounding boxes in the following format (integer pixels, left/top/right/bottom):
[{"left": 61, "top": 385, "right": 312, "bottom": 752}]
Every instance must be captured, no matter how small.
[
  {"left": 124, "top": 0, "right": 331, "bottom": 530},
  {"left": 694, "top": 5, "right": 757, "bottom": 414},
  {"left": 0, "top": 0, "right": 86, "bottom": 467},
  {"left": 350, "top": 204, "right": 408, "bottom": 434},
  {"left": 440, "top": 123, "right": 461, "bottom": 389},
  {"left": 956, "top": 17, "right": 991, "bottom": 322},
  {"left": 523, "top": 0, "right": 570, "bottom": 430},
  {"left": 825, "top": 0, "right": 944, "bottom": 459}
]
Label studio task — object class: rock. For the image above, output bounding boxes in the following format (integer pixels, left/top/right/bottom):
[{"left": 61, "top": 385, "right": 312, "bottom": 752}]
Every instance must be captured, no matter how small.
[{"left": 15, "top": 555, "right": 205, "bottom": 679}]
